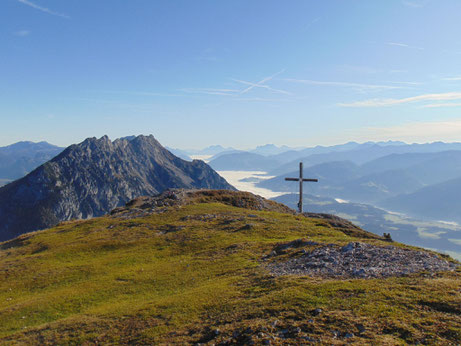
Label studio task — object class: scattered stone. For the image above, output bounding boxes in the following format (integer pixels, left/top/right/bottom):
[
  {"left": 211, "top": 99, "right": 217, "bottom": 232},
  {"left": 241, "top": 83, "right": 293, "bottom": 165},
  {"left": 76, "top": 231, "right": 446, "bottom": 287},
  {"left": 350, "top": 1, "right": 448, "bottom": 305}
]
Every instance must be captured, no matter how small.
[
  {"left": 265, "top": 238, "right": 319, "bottom": 258},
  {"left": 181, "top": 214, "right": 217, "bottom": 222},
  {"left": 159, "top": 224, "right": 185, "bottom": 234},
  {"left": 341, "top": 242, "right": 355, "bottom": 252},
  {"left": 356, "top": 324, "right": 366, "bottom": 334},
  {"left": 267, "top": 242, "right": 458, "bottom": 279},
  {"left": 302, "top": 336, "right": 316, "bottom": 342},
  {"left": 244, "top": 327, "right": 253, "bottom": 334},
  {"left": 312, "top": 308, "right": 323, "bottom": 316},
  {"left": 239, "top": 224, "right": 254, "bottom": 231}
]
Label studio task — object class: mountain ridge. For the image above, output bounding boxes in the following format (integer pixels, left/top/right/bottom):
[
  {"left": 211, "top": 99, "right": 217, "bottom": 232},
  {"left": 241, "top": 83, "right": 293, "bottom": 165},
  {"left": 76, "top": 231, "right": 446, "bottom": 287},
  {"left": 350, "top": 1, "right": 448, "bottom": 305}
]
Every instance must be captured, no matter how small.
[{"left": 0, "top": 135, "right": 233, "bottom": 241}]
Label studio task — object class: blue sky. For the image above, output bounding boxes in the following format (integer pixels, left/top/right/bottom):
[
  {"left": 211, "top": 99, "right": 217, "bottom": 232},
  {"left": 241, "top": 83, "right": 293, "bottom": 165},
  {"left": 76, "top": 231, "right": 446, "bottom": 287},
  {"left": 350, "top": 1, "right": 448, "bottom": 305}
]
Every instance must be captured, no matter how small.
[{"left": 2, "top": 0, "right": 461, "bottom": 148}]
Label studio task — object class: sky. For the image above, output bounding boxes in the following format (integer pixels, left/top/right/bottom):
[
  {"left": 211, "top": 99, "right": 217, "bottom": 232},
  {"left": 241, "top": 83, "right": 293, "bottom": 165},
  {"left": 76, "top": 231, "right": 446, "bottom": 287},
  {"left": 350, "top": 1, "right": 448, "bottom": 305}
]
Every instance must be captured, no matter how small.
[{"left": 2, "top": 0, "right": 461, "bottom": 149}]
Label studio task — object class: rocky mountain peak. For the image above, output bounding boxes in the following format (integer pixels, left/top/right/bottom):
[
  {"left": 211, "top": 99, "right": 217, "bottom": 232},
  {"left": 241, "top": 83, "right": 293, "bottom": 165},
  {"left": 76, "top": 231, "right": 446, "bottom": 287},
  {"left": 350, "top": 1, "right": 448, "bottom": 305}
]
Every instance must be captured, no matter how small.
[{"left": 0, "top": 135, "right": 234, "bottom": 241}]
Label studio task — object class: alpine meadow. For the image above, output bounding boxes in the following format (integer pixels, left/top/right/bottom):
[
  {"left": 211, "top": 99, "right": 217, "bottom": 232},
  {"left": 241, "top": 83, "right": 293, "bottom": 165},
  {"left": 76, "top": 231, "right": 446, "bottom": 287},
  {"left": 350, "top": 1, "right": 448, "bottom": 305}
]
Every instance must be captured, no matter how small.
[{"left": 1, "top": 1, "right": 460, "bottom": 345}]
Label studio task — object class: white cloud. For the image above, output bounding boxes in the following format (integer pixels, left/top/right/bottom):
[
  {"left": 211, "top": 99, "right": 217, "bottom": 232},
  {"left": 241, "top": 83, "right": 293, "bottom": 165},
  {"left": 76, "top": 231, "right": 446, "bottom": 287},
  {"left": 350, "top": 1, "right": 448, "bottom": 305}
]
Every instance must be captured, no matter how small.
[
  {"left": 387, "top": 42, "right": 424, "bottom": 50},
  {"left": 421, "top": 103, "right": 461, "bottom": 108},
  {"left": 302, "top": 17, "right": 321, "bottom": 31},
  {"left": 449, "top": 239, "right": 461, "bottom": 246},
  {"left": 442, "top": 76, "right": 461, "bottom": 81},
  {"left": 387, "top": 81, "right": 422, "bottom": 86},
  {"left": 179, "top": 71, "right": 291, "bottom": 98},
  {"left": 232, "top": 70, "right": 290, "bottom": 95},
  {"left": 340, "top": 92, "right": 461, "bottom": 107},
  {"left": 13, "top": 30, "right": 30, "bottom": 37},
  {"left": 17, "top": 0, "right": 69, "bottom": 19},
  {"left": 352, "top": 119, "right": 461, "bottom": 143},
  {"left": 89, "top": 90, "right": 182, "bottom": 97},
  {"left": 284, "top": 79, "right": 406, "bottom": 91},
  {"left": 180, "top": 88, "right": 239, "bottom": 96}
]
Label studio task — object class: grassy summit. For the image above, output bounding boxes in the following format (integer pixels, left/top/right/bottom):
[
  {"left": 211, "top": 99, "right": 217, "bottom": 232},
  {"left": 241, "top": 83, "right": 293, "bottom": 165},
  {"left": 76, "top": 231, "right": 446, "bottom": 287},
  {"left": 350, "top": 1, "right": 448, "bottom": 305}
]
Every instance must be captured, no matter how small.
[{"left": 0, "top": 190, "right": 459, "bottom": 344}]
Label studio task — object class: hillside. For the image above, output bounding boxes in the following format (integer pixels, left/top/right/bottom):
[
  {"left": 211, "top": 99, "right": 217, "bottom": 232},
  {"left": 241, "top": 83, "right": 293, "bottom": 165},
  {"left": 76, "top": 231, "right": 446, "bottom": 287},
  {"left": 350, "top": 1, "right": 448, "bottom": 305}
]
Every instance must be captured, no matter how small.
[
  {"left": 0, "top": 190, "right": 459, "bottom": 344},
  {"left": 0, "top": 135, "right": 233, "bottom": 241},
  {"left": 381, "top": 177, "right": 461, "bottom": 223}
]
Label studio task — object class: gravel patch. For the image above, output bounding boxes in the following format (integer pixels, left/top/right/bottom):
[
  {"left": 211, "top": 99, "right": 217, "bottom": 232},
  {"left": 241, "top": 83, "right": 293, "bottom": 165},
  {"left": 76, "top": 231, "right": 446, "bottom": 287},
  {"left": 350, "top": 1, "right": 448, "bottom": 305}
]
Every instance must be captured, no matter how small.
[{"left": 267, "top": 241, "right": 458, "bottom": 279}]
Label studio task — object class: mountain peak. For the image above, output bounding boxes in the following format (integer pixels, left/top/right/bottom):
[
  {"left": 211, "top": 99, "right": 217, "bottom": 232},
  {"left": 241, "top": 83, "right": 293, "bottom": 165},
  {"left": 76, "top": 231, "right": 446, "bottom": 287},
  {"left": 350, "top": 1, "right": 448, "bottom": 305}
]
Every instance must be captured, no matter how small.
[{"left": 0, "top": 135, "right": 234, "bottom": 241}]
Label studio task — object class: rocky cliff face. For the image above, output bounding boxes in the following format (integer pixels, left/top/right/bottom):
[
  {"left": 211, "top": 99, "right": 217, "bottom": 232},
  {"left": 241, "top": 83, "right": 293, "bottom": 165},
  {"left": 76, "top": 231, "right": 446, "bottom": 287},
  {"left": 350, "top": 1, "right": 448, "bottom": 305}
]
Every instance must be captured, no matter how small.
[{"left": 0, "top": 135, "right": 234, "bottom": 241}]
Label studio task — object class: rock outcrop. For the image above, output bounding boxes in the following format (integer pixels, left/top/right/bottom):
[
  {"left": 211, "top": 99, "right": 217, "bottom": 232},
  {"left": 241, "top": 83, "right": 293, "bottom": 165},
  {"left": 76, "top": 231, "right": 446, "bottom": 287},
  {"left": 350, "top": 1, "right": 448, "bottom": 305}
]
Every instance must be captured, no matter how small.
[
  {"left": 0, "top": 135, "right": 234, "bottom": 241},
  {"left": 110, "top": 188, "right": 294, "bottom": 219}
]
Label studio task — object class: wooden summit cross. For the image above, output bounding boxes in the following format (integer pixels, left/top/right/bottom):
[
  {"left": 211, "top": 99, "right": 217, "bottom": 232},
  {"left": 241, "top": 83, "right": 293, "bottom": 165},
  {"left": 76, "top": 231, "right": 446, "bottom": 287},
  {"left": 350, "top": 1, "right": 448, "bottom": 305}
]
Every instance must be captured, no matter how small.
[{"left": 285, "top": 162, "right": 318, "bottom": 213}]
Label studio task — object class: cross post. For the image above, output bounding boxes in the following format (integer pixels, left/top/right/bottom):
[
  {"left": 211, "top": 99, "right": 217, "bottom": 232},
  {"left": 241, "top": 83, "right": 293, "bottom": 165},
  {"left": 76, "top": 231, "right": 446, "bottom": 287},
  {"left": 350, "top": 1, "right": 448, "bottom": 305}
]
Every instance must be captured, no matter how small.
[{"left": 285, "top": 162, "right": 318, "bottom": 213}]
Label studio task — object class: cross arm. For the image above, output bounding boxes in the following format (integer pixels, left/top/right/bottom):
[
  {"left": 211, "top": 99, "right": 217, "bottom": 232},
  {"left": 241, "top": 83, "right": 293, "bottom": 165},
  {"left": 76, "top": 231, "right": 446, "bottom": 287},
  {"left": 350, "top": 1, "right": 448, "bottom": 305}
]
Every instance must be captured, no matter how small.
[
  {"left": 285, "top": 178, "right": 299, "bottom": 181},
  {"left": 302, "top": 178, "right": 318, "bottom": 182}
]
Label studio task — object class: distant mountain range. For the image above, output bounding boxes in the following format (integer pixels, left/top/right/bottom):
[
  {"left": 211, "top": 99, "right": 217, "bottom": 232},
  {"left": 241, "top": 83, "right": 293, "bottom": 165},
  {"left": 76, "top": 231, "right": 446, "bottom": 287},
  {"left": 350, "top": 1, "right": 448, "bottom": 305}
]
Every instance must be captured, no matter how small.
[
  {"left": 0, "top": 135, "right": 233, "bottom": 241},
  {"left": 0, "top": 141, "right": 63, "bottom": 183},
  {"left": 174, "top": 144, "right": 305, "bottom": 161},
  {"left": 205, "top": 141, "right": 461, "bottom": 174},
  {"left": 171, "top": 145, "right": 236, "bottom": 157},
  {"left": 3, "top": 137, "right": 461, "bottom": 240},
  {"left": 258, "top": 148, "right": 461, "bottom": 220}
]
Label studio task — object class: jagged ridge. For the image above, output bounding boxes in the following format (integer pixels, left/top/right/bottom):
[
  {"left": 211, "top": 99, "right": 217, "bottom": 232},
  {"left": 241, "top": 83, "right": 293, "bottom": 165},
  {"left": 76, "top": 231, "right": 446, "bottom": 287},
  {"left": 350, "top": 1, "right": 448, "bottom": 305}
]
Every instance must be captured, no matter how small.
[{"left": 0, "top": 135, "right": 234, "bottom": 241}]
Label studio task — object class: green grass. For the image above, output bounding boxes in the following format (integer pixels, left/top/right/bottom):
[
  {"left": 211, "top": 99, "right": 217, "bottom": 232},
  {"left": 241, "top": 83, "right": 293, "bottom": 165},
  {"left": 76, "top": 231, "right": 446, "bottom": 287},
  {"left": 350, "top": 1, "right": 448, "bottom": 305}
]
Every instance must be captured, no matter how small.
[{"left": 0, "top": 200, "right": 459, "bottom": 344}]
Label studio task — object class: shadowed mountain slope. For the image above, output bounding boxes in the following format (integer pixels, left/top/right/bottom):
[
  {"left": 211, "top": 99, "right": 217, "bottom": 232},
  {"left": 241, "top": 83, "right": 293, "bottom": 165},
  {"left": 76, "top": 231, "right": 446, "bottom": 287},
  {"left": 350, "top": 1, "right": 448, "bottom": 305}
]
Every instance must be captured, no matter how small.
[
  {"left": 381, "top": 177, "right": 461, "bottom": 223},
  {"left": 0, "top": 135, "right": 233, "bottom": 241}
]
